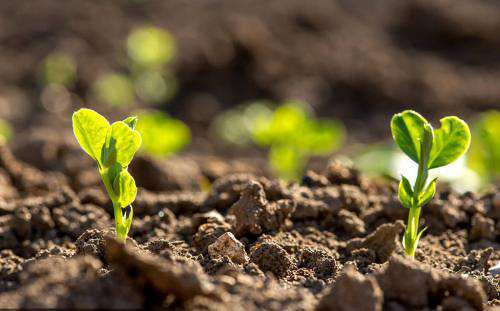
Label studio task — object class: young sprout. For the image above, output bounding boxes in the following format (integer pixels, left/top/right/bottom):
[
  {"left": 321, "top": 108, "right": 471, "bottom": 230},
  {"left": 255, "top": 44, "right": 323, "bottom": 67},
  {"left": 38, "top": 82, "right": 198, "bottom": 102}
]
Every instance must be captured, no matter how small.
[
  {"left": 391, "top": 110, "right": 470, "bottom": 258},
  {"left": 72, "top": 109, "right": 141, "bottom": 241}
]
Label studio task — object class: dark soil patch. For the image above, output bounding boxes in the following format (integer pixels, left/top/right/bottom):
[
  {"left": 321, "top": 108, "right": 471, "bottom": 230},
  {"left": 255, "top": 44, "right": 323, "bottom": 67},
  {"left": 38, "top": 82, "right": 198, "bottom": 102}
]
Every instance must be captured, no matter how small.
[{"left": 0, "top": 141, "right": 498, "bottom": 310}]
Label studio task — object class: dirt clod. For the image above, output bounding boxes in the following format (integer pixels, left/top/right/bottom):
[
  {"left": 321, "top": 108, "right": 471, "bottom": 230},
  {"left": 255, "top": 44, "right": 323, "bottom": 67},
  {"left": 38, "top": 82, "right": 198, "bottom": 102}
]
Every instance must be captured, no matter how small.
[
  {"left": 316, "top": 265, "right": 382, "bottom": 311},
  {"left": 250, "top": 242, "right": 293, "bottom": 278},
  {"left": 208, "top": 232, "right": 249, "bottom": 264}
]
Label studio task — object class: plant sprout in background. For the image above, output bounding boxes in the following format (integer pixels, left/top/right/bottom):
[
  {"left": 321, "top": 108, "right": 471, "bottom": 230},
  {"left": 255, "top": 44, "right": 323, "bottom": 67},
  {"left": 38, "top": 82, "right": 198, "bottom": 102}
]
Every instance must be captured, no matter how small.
[
  {"left": 93, "top": 25, "right": 178, "bottom": 108},
  {"left": 467, "top": 110, "right": 500, "bottom": 186},
  {"left": 391, "top": 110, "right": 470, "bottom": 258},
  {"left": 40, "top": 52, "right": 77, "bottom": 88},
  {"left": 127, "top": 26, "right": 175, "bottom": 69},
  {"left": 134, "top": 110, "right": 190, "bottom": 157},
  {"left": 94, "top": 73, "right": 135, "bottom": 107},
  {"left": 213, "top": 100, "right": 345, "bottom": 180},
  {"left": 133, "top": 70, "right": 177, "bottom": 104},
  {"left": 0, "top": 119, "right": 12, "bottom": 145}
]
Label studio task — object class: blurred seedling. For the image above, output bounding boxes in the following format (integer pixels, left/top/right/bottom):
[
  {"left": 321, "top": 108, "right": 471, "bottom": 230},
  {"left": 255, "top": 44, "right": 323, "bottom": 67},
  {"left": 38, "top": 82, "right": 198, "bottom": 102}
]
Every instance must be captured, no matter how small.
[
  {"left": 134, "top": 110, "right": 190, "bottom": 157},
  {"left": 40, "top": 52, "right": 77, "bottom": 88},
  {"left": 467, "top": 110, "right": 500, "bottom": 186},
  {"left": 72, "top": 109, "right": 141, "bottom": 241},
  {"left": 94, "top": 73, "right": 135, "bottom": 107},
  {"left": 214, "top": 100, "right": 345, "bottom": 180},
  {"left": 0, "top": 119, "right": 12, "bottom": 145},
  {"left": 391, "top": 110, "right": 470, "bottom": 258}
]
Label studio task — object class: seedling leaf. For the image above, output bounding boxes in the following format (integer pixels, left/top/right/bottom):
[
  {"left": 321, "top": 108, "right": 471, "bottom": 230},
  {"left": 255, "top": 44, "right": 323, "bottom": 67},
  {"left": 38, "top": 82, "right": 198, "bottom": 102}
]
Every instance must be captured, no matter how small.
[
  {"left": 428, "top": 116, "right": 471, "bottom": 169},
  {"left": 104, "top": 121, "right": 142, "bottom": 167},
  {"left": 398, "top": 175, "right": 413, "bottom": 208},
  {"left": 391, "top": 110, "right": 428, "bottom": 164},
  {"left": 417, "top": 178, "right": 437, "bottom": 207},
  {"left": 72, "top": 109, "right": 110, "bottom": 166},
  {"left": 123, "top": 116, "right": 138, "bottom": 130},
  {"left": 113, "top": 170, "right": 137, "bottom": 208}
]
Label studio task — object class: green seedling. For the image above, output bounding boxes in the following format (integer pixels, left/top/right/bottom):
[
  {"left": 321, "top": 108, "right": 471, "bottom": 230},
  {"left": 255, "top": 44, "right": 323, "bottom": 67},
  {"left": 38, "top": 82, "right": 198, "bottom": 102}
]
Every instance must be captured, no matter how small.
[
  {"left": 391, "top": 110, "right": 470, "bottom": 258},
  {"left": 467, "top": 110, "right": 500, "bottom": 185},
  {"left": 127, "top": 26, "right": 175, "bottom": 69},
  {"left": 72, "top": 108, "right": 141, "bottom": 241},
  {"left": 40, "top": 52, "right": 76, "bottom": 88},
  {"left": 0, "top": 119, "right": 12, "bottom": 145},
  {"left": 135, "top": 110, "right": 190, "bottom": 157},
  {"left": 94, "top": 73, "right": 135, "bottom": 107},
  {"left": 252, "top": 101, "right": 345, "bottom": 180}
]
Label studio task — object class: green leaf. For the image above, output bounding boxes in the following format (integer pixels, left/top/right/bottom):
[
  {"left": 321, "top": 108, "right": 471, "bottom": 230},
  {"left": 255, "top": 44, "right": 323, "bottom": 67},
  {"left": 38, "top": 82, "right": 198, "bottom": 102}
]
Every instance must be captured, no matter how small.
[
  {"left": 417, "top": 178, "right": 437, "bottom": 207},
  {"left": 103, "top": 121, "right": 142, "bottom": 167},
  {"left": 398, "top": 175, "right": 413, "bottom": 208},
  {"left": 123, "top": 116, "right": 138, "bottom": 130},
  {"left": 391, "top": 110, "right": 429, "bottom": 164},
  {"left": 72, "top": 109, "right": 110, "bottom": 166},
  {"left": 113, "top": 170, "right": 137, "bottom": 208},
  {"left": 428, "top": 116, "right": 471, "bottom": 169}
]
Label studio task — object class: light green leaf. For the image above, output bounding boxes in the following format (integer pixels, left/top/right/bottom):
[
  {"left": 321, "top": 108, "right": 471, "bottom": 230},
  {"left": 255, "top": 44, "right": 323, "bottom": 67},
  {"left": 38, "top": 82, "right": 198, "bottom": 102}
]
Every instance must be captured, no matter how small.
[
  {"left": 398, "top": 175, "right": 413, "bottom": 208},
  {"left": 123, "top": 116, "right": 138, "bottom": 130},
  {"left": 428, "top": 116, "right": 471, "bottom": 169},
  {"left": 391, "top": 110, "right": 429, "bottom": 164},
  {"left": 417, "top": 178, "right": 437, "bottom": 207},
  {"left": 113, "top": 170, "right": 137, "bottom": 208},
  {"left": 103, "top": 121, "right": 142, "bottom": 167},
  {"left": 72, "top": 109, "right": 110, "bottom": 166}
]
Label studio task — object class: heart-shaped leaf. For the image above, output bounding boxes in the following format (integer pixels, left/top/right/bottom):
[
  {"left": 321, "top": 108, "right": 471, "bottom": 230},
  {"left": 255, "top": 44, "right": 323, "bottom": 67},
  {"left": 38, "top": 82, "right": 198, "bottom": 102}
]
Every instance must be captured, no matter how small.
[
  {"left": 72, "top": 109, "right": 110, "bottom": 166},
  {"left": 391, "top": 110, "right": 429, "bottom": 164},
  {"left": 428, "top": 116, "right": 471, "bottom": 169},
  {"left": 113, "top": 169, "right": 137, "bottom": 208},
  {"left": 103, "top": 121, "right": 142, "bottom": 167}
]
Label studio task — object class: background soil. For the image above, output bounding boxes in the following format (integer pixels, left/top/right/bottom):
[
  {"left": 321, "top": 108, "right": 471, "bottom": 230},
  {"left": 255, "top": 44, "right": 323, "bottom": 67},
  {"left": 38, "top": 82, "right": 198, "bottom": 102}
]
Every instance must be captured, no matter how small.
[
  {"left": 0, "top": 0, "right": 499, "bottom": 141},
  {"left": 0, "top": 0, "right": 499, "bottom": 310}
]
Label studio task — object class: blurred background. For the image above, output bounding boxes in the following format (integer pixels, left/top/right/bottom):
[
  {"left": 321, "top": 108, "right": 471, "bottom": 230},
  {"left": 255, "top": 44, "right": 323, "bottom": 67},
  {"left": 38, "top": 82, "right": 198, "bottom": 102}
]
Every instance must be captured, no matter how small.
[{"left": 0, "top": 0, "right": 498, "bottom": 191}]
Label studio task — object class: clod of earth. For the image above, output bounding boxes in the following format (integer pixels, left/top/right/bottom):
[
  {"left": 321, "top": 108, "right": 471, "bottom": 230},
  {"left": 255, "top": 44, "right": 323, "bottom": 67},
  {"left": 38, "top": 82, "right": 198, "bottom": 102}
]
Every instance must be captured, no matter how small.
[{"left": 208, "top": 232, "right": 249, "bottom": 264}]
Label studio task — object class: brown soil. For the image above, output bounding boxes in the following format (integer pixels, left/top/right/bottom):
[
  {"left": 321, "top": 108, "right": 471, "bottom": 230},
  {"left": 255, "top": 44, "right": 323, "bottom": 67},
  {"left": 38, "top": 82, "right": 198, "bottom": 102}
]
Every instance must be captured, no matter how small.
[
  {"left": 0, "top": 0, "right": 499, "bottom": 142},
  {"left": 0, "top": 140, "right": 498, "bottom": 310}
]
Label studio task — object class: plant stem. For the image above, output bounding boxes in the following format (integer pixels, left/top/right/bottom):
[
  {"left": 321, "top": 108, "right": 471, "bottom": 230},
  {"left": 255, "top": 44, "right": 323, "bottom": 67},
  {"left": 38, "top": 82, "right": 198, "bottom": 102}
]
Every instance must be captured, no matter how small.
[{"left": 99, "top": 168, "right": 127, "bottom": 242}]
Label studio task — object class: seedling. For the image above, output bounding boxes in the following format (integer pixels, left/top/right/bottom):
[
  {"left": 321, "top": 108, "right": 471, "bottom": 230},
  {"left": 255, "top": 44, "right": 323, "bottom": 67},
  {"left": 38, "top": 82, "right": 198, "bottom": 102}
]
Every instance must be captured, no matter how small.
[
  {"left": 94, "top": 73, "right": 135, "bottom": 107},
  {"left": 252, "top": 101, "right": 345, "bottom": 180},
  {"left": 467, "top": 110, "right": 500, "bottom": 185},
  {"left": 72, "top": 108, "right": 141, "bottom": 241},
  {"left": 391, "top": 110, "right": 470, "bottom": 258},
  {"left": 134, "top": 110, "right": 190, "bottom": 157}
]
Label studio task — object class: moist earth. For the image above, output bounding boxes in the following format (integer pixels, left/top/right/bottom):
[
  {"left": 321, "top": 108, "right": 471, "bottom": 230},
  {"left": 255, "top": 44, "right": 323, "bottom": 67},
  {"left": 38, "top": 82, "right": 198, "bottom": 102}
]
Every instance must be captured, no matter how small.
[{"left": 0, "top": 143, "right": 498, "bottom": 310}]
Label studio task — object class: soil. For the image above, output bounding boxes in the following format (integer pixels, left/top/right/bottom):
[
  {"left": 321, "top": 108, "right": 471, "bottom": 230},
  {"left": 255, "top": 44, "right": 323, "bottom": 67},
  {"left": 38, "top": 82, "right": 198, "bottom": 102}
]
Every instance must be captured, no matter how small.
[
  {"left": 0, "top": 140, "right": 498, "bottom": 310},
  {"left": 0, "top": 0, "right": 499, "bottom": 143}
]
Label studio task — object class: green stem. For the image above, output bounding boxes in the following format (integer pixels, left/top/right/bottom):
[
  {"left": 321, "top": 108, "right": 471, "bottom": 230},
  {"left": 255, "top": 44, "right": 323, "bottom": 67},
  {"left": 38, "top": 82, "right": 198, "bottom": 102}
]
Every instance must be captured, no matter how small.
[{"left": 99, "top": 168, "right": 127, "bottom": 242}]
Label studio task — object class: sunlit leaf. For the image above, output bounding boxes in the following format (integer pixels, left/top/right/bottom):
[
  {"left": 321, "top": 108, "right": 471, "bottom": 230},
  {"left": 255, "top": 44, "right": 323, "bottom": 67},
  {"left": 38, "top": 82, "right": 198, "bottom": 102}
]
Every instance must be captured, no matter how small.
[
  {"left": 103, "top": 121, "right": 142, "bottom": 167},
  {"left": 72, "top": 109, "right": 110, "bottom": 166},
  {"left": 391, "top": 110, "right": 428, "bottom": 164},
  {"left": 113, "top": 170, "right": 137, "bottom": 208},
  {"left": 417, "top": 178, "right": 436, "bottom": 207},
  {"left": 398, "top": 175, "right": 413, "bottom": 208},
  {"left": 428, "top": 116, "right": 471, "bottom": 169}
]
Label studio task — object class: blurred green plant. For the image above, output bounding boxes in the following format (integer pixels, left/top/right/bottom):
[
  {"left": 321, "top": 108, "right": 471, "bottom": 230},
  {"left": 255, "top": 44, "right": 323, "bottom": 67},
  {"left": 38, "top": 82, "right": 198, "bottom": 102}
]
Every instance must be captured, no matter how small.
[
  {"left": 133, "top": 70, "right": 177, "bottom": 104},
  {"left": 213, "top": 100, "right": 345, "bottom": 180},
  {"left": 0, "top": 119, "right": 12, "bottom": 145},
  {"left": 94, "top": 73, "right": 135, "bottom": 107},
  {"left": 40, "top": 52, "right": 77, "bottom": 87},
  {"left": 134, "top": 110, "right": 190, "bottom": 157},
  {"left": 467, "top": 110, "right": 500, "bottom": 184},
  {"left": 127, "top": 26, "right": 175, "bottom": 69}
]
